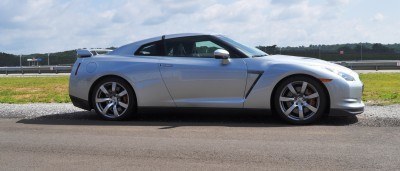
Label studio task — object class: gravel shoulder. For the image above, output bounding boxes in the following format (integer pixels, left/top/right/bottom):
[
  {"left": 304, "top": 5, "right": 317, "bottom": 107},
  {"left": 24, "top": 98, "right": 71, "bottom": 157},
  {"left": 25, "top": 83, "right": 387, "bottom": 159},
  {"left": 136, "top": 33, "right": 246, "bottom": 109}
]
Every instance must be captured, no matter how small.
[{"left": 0, "top": 103, "right": 399, "bottom": 127}]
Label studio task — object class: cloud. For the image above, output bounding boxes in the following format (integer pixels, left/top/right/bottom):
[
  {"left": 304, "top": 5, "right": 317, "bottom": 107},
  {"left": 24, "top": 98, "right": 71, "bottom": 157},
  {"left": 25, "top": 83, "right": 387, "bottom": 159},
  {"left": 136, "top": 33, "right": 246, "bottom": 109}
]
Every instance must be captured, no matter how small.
[
  {"left": 270, "top": 0, "right": 305, "bottom": 5},
  {"left": 0, "top": 0, "right": 399, "bottom": 54},
  {"left": 372, "top": 13, "right": 385, "bottom": 22},
  {"left": 326, "top": 0, "right": 350, "bottom": 6}
]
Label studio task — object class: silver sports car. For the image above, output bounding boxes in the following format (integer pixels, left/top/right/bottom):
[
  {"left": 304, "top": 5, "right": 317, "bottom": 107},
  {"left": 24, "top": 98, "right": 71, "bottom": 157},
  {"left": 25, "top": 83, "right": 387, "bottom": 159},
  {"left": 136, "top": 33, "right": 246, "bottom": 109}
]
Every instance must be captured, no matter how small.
[{"left": 69, "top": 33, "right": 364, "bottom": 124}]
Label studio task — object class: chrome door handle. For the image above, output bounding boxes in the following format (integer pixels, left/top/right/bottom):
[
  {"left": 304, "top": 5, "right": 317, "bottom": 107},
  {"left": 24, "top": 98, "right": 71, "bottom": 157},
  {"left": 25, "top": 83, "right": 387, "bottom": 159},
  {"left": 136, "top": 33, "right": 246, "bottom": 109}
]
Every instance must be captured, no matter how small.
[{"left": 160, "top": 64, "right": 173, "bottom": 67}]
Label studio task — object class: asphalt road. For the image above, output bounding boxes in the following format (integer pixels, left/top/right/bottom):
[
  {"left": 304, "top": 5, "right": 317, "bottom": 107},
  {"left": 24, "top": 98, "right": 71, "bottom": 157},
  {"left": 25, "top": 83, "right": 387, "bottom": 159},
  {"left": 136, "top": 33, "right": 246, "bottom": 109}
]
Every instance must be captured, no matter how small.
[{"left": 1, "top": 108, "right": 400, "bottom": 170}]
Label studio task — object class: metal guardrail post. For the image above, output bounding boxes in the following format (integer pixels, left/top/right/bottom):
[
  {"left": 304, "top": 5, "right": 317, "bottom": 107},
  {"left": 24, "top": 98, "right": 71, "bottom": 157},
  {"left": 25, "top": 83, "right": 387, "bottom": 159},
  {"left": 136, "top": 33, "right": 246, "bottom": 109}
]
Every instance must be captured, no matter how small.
[
  {"left": 21, "top": 67, "right": 24, "bottom": 75},
  {"left": 5, "top": 67, "right": 7, "bottom": 75}
]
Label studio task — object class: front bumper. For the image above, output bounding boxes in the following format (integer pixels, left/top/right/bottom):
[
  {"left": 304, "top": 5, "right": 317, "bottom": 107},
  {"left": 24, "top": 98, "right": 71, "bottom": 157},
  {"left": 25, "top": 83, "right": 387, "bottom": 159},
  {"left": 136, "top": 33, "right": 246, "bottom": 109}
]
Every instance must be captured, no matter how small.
[
  {"left": 329, "top": 106, "right": 364, "bottom": 116},
  {"left": 325, "top": 77, "right": 365, "bottom": 116}
]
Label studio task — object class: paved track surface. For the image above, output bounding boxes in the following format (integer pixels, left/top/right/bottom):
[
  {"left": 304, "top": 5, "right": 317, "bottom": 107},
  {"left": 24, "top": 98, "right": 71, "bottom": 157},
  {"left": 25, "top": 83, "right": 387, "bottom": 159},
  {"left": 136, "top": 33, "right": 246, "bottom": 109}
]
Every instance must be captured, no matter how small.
[
  {"left": 1, "top": 104, "right": 400, "bottom": 170},
  {"left": 1, "top": 119, "right": 400, "bottom": 170}
]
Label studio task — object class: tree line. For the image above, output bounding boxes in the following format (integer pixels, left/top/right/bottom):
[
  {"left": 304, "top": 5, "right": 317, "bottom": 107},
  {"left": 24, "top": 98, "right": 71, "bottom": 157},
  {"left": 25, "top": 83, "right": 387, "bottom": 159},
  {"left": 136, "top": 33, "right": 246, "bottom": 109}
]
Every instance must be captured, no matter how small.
[
  {"left": 1, "top": 43, "right": 400, "bottom": 66},
  {"left": 257, "top": 43, "right": 400, "bottom": 61}
]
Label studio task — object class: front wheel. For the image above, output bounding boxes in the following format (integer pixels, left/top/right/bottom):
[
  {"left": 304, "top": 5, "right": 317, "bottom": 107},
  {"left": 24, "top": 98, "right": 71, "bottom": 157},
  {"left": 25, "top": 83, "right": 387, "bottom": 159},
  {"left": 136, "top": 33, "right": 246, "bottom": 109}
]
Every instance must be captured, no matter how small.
[
  {"left": 273, "top": 76, "right": 328, "bottom": 124},
  {"left": 91, "top": 77, "right": 136, "bottom": 120}
]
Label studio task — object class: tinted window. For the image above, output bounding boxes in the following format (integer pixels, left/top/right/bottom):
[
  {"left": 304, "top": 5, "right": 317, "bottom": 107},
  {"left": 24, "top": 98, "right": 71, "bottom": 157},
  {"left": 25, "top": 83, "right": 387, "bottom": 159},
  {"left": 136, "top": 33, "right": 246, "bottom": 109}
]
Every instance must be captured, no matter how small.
[
  {"left": 194, "top": 41, "right": 223, "bottom": 57},
  {"left": 164, "top": 36, "right": 241, "bottom": 58},
  {"left": 135, "top": 41, "right": 162, "bottom": 56}
]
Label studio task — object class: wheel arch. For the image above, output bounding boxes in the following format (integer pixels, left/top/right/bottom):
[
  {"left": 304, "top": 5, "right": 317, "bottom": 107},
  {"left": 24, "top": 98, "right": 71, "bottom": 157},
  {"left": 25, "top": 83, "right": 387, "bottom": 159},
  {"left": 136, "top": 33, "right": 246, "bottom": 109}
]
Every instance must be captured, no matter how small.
[
  {"left": 88, "top": 75, "right": 137, "bottom": 110},
  {"left": 269, "top": 74, "right": 331, "bottom": 115}
]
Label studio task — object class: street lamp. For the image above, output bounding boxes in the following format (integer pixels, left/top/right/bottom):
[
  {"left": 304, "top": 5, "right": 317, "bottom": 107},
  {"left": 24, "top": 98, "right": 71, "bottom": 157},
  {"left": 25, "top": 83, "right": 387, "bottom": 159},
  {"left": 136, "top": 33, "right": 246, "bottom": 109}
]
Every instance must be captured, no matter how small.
[{"left": 48, "top": 53, "right": 50, "bottom": 66}]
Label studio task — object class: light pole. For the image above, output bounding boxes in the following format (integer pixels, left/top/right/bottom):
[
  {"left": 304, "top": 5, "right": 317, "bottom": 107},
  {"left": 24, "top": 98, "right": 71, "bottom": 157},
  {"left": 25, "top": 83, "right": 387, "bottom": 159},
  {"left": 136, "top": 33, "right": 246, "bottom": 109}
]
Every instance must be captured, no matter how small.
[
  {"left": 19, "top": 54, "right": 22, "bottom": 67},
  {"left": 47, "top": 53, "right": 50, "bottom": 66}
]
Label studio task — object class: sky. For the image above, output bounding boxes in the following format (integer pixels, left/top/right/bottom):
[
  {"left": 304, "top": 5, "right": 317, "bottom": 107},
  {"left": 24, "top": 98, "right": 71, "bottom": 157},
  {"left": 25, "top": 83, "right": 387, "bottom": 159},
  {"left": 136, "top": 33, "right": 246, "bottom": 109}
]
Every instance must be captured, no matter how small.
[{"left": 1, "top": 0, "right": 400, "bottom": 54}]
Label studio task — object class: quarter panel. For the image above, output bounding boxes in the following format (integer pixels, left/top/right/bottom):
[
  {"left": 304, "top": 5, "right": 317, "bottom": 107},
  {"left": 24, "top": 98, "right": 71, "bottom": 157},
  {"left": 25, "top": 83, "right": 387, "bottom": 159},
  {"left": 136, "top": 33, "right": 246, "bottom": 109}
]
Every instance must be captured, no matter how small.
[
  {"left": 69, "top": 58, "right": 91, "bottom": 100},
  {"left": 70, "top": 55, "right": 175, "bottom": 107}
]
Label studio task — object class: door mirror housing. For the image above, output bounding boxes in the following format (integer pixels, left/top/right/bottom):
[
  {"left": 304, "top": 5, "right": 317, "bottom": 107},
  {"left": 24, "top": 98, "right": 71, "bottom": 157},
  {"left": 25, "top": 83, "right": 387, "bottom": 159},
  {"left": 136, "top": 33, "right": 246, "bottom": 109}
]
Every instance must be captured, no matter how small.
[
  {"left": 214, "top": 49, "right": 230, "bottom": 59},
  {"left": 214, "top": 49, "right": 230, "bottom": 65}
]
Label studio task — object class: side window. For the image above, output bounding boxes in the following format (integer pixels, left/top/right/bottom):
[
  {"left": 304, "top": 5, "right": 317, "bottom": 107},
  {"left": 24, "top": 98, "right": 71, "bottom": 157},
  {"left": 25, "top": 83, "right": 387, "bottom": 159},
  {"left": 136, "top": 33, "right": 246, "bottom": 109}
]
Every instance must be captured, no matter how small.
[
  {"left": 135, "top": 41, "right": 162, "bottom": 56},
  {"left": 165, "top": 38, "right": 192, "bottom": 57},
  {"left": 193, "top": 41, "right": 222, "bottom": 57},
  {"left": 165, "top": 36, "right": 227, "bottom": 58}
]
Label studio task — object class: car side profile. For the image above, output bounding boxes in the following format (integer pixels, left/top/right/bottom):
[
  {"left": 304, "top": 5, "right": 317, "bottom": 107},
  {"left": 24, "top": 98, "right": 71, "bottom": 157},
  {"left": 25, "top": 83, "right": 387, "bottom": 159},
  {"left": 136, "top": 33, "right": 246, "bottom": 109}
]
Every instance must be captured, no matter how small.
[{"left": 69, "top": 33, "right": 364, "bottom": 124}]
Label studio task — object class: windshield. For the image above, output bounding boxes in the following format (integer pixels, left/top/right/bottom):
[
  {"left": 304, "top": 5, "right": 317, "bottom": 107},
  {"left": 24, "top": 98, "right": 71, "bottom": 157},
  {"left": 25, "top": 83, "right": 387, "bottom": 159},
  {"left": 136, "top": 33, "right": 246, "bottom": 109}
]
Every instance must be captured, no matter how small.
[{"left": 216, "top": 35, "right": 268, "bottom": 57}]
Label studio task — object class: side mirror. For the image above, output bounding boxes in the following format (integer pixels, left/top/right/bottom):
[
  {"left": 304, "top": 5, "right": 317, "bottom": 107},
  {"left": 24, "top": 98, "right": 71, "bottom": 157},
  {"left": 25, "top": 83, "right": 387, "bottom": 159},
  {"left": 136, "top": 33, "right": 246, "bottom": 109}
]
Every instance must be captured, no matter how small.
[
  {"left": 214, "top": 49, "right": 230, "bottom": 59},
  {"left": 214, "top": 49, "right": 230, "bottom": 65}
]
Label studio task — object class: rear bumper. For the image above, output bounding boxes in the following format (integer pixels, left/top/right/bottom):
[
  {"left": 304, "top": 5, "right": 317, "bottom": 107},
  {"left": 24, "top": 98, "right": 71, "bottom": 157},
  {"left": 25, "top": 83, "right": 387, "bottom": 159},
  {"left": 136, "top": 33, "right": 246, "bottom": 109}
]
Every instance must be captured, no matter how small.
[{"left": 70, "top": 95, "right": 91, "bottom": 111}]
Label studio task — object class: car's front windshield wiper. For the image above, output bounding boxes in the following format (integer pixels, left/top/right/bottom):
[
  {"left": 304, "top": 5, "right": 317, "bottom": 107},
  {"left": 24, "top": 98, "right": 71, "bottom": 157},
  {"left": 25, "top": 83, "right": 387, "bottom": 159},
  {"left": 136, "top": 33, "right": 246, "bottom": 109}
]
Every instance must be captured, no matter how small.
[{"left": 252, "top": 54, "right": 267, "bottom": 57}]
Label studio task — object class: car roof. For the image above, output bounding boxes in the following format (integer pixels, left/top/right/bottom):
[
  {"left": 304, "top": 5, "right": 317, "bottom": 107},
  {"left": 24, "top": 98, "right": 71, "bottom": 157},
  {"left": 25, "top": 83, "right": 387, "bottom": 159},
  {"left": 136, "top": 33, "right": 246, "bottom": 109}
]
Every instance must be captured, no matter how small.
[{"left": 109, "top": 33, "right": 212, "bottom": 56}]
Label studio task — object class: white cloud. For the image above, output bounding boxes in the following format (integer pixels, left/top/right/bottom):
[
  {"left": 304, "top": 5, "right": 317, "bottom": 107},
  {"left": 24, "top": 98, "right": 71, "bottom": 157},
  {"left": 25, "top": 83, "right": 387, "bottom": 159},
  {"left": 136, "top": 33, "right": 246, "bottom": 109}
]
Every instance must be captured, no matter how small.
[
  {"left": 326, "top": 0, "right": 350, "bottom": 6},
  {"left": 372, "top": 13, "right": 385, "bottom": 22},
  {"left": 0, "top": 0, "right": 399, "bottom": 54}
]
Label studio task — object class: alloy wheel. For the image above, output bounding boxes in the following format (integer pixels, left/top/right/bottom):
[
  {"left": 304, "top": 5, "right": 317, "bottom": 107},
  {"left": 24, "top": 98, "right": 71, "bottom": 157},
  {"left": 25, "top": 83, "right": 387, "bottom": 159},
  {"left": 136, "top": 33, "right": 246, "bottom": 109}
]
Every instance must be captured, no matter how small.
[
  {"left": 95, "top": 82, "right": 130, "bottom": 118},
  {"left": 278, "top": 81, "right": 320, "bottom": 121}
]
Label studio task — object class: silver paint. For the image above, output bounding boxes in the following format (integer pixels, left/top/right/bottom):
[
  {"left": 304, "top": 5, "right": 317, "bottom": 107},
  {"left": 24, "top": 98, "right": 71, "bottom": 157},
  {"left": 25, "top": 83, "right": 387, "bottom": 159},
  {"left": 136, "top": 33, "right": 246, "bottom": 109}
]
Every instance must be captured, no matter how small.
[{"left": 69, "top": 33, "right": 364, "bottom": 115}]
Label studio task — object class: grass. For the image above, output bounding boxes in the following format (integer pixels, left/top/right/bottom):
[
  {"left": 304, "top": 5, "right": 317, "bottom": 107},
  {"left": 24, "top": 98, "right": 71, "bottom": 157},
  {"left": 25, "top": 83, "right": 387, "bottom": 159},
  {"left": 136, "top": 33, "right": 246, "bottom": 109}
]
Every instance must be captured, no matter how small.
[
  {"left": 0, "top": 73, "right": 399, "bottom": 105},
  {"left": 0, "top": 76, "right": 70, "bottom": 103},
  {"left": 359, "top": 73, "right": 400, "bottom": 105}
]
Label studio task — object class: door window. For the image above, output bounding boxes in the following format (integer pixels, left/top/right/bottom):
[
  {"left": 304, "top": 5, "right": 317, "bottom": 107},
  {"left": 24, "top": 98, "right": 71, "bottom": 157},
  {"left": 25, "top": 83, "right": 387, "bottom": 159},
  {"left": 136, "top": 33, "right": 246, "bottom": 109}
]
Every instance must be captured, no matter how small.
[
  {"left": 165, "top": 36, "right": 237, "bottom": 58},
  {"left": 193, "top": 41, "right": 223, "bottom": 57}
]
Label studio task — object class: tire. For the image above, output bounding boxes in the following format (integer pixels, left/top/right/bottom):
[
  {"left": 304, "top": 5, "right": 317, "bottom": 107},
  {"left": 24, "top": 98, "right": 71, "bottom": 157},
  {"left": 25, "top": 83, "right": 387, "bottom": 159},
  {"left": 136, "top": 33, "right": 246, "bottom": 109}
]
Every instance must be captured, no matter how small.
[
  {"left": 273, "top": 76, "right": 327, "bottom": 124},
  {"left": 91, "top": 77, "right": 136, "bottom": 121}
]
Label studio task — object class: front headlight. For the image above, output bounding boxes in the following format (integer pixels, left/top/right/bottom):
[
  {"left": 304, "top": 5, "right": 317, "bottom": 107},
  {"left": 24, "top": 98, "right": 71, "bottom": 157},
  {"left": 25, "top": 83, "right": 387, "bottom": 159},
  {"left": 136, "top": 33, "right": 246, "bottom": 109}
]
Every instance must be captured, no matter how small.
[
  {"left": 337, "top": 71, "right": 355, "bottom": 81},
  {"left": 324, "top": 67, "right": 355, "bottom": 81}
]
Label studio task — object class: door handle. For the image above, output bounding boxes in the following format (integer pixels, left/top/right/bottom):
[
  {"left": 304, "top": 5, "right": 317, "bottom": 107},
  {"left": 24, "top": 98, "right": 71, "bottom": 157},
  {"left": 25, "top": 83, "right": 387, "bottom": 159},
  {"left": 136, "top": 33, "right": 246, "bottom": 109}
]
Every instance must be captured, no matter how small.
[{"left": 160, "top": 63, "right": 173, "bottom": 67}]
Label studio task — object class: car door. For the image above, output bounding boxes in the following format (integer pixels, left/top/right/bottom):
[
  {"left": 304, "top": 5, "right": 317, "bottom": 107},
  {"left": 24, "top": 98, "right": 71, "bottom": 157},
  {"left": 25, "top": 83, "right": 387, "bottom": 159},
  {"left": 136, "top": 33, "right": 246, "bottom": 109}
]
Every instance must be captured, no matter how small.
[{"left": 158, "top": 36, "right": 248, "bottom": 108}]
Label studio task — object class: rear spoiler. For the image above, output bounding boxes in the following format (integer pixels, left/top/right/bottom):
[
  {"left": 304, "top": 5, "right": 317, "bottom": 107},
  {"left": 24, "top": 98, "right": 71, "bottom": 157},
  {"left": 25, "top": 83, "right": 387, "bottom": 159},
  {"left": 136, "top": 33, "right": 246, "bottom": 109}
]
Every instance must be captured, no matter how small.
[{"left": 76, "top": 48, "right": 113, "bottom": 58}]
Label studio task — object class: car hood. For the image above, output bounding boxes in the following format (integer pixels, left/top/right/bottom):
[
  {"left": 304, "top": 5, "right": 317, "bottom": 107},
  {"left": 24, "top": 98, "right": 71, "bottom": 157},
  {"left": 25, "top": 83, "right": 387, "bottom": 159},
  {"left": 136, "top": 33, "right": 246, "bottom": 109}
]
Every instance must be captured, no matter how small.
[{"left": 260, "top": 55, "right": 355, "bottom": 74}]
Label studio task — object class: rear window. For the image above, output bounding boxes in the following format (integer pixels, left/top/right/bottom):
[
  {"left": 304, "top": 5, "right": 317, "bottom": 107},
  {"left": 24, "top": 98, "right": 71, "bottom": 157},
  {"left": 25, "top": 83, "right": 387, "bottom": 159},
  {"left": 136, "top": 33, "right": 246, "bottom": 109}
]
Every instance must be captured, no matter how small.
[{"left": 134, "top": 41, "right": 163, "bottom": 56}]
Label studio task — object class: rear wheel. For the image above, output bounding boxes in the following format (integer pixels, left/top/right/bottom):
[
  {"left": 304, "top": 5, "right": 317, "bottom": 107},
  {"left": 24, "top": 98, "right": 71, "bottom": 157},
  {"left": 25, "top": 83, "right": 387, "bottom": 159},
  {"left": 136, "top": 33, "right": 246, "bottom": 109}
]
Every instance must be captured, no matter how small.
[
  {"left": 91, "top": 77, "right": 136, "bottom": 120},
  {"left": 273, "top": 76, "right": 327, "bottom": 124}
]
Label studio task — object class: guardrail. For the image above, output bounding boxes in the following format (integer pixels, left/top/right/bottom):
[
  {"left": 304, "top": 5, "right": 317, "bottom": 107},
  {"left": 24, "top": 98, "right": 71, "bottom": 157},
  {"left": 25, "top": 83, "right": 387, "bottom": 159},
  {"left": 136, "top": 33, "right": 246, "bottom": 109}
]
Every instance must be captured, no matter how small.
[
  {"left": 0, "top": 60, "right": 399, "bottom": 75},
  {"left": 0, "top": 66, "right": 71, "bottom": 75},
  {"left": 334, "top": 60, "right": 400, "bottom": 70}
]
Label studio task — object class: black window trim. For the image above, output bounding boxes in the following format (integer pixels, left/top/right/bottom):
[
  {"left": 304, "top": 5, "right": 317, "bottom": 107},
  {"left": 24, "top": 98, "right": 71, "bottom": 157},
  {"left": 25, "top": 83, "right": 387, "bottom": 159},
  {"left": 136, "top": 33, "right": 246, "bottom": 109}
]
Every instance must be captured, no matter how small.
[
  {"left": 134, "top": 35, "right": 249, "bottom": 58},
  {"left": 209, "top": 35, "right": 249, "bottom": 58},
  {"left": 134, "top": 40, "right": 165, "bottom": 56}
]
